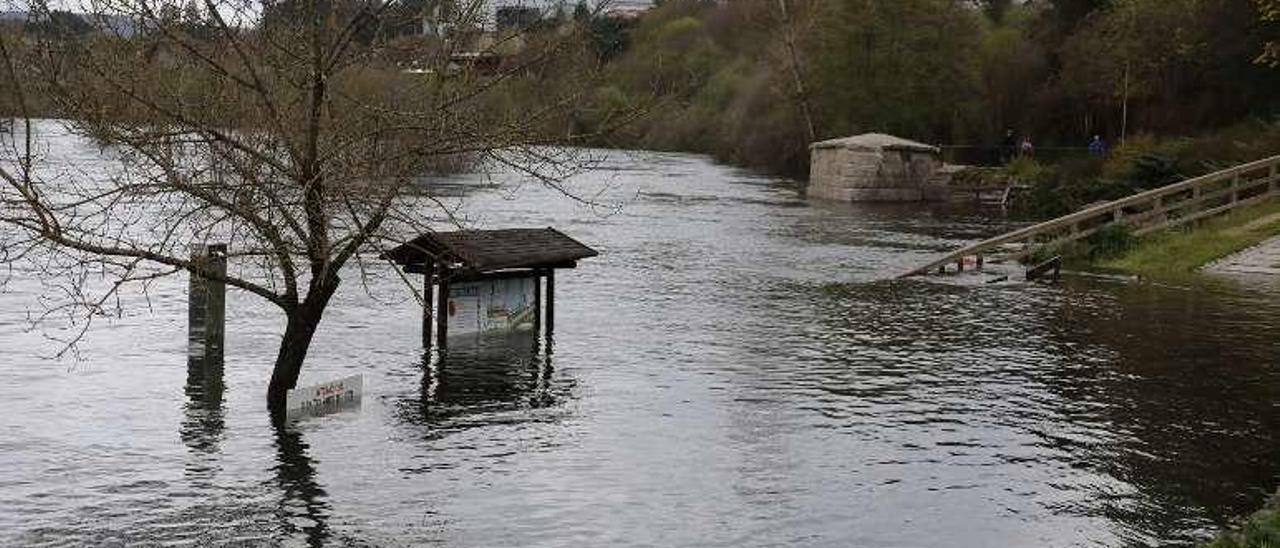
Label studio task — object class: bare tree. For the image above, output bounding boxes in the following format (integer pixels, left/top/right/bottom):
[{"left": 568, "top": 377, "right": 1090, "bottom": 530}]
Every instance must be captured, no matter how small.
[{"left": 0, "top": 0, "right": 615, "bottom": 411}]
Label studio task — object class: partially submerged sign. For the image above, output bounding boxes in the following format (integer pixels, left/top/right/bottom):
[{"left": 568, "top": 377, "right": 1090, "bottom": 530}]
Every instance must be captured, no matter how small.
[{"left": 286, "top": 374, "right": 363, "bottom": 420}]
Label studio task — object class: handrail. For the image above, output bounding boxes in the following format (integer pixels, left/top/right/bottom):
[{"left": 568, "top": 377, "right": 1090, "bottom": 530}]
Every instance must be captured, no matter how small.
[{"left": 900, "top": 154, "right": 1280, "bottom": 277}]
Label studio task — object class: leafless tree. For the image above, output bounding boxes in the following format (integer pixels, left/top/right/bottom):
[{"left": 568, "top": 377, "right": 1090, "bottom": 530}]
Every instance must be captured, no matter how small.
[{"left": 0, "top": 0, "right": 624, "bottom": 411}]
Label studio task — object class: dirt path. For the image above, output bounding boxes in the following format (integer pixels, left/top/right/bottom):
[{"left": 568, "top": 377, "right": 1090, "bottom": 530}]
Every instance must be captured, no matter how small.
[{"left": 1204, "top": 235, "right": 1280, "bottom": 275}]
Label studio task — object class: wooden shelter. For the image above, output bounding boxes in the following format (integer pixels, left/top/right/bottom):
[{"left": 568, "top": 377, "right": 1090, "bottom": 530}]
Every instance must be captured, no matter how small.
[{"left": 383, "top": 228, "right": 598, "bottom": 350}]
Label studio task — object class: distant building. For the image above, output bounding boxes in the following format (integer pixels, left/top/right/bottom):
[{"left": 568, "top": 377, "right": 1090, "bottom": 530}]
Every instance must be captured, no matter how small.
[{"left": 808, "top": 134, "right": 952, "bottom": 202}]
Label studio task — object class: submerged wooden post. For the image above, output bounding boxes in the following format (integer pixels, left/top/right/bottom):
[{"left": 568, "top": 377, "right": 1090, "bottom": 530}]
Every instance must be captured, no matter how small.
[
  {"left": 436, "top": 265, "right": 449, "bottom": 352},
  {"left": 545, "top": 269, "right": 555, "bottom": 336},
  {"left": 421, "top": 262, "right": 434, "bottom": 350},
  {"left": 188, "top": 243, "right": 227, "bottom": 364}
]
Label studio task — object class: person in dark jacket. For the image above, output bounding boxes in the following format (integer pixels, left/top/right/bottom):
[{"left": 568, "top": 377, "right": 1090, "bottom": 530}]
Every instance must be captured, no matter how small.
[
  {"left": 1088, "top": 135, "right": 1107, "bottom": 157},
  {"left": 1000, "top": 129, "right": 1016, "bottom": 164}
]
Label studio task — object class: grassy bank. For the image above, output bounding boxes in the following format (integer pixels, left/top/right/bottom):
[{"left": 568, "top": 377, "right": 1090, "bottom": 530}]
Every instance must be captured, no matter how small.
[
  {"left": 1093, "top": 200, "right": 1280, "bottom": 275},
  {"left": 1203, "top": 489, "right": 1280, "bottom": 548}
]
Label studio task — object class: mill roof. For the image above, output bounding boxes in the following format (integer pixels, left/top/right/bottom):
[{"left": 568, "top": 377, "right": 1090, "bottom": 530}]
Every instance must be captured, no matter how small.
[{"left": 810, "top": 133, "right": 939, "bottom": 154}]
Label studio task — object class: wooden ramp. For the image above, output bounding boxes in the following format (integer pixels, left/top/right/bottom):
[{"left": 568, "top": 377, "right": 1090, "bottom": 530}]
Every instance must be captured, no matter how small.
[{"left": 900, "top": 155, "right": 1280, "bottom": 278}]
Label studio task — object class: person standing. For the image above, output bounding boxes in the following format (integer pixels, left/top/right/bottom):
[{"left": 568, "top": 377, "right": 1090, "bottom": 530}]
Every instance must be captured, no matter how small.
[
  {"left": 1018, "top": 135, "right": 1034, "bottom": 158},
  {"left": 1000, "top": 129, "right": 1017, "bottom": 164},
  {"left": 1088, "top": 135, "right": 1107, "bottom": 157}
]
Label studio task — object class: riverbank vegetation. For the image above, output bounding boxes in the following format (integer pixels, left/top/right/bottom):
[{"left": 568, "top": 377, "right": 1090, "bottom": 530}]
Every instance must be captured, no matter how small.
[
  {"left": 1098, "top": 200, "right": 1280, "bottom": 274},
  {"left": 9, "top": 0, "right": 1280, "bottom": 190},
  {"left": 1033, "top": 200, "right": 1280, "bottom": 274},
  {"left": 1203, "top": 489, "right": 1280, "bottom": 548},
  {"left": 565, "top": 0, "right": 1280, "bottom": 183},
  {"left": 1010, "top": 120, "right": 1280, "bottom": 219}
]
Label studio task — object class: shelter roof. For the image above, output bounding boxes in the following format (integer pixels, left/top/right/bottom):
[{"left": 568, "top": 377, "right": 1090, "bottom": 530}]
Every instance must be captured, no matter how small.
[{"left": 384, "top": 228, "right": 598, "bottom": 273}]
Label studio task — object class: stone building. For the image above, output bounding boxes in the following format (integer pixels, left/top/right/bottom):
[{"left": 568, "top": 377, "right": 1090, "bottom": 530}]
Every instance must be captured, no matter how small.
[{"left": 808, "top": 133, "right": 951, "bottom": 202}]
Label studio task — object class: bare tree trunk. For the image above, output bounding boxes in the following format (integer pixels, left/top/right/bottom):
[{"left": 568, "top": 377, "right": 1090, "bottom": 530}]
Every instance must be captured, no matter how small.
[
  {"left": 267, "top": 282, "right": 338, "bottom": 411},
  {"left": 776, "top": 0, "right": 817, "bottom": 143}
]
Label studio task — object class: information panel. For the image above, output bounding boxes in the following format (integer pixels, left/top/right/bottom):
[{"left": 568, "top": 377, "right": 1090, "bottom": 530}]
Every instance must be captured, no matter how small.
[{"left": 447, "top": 277, "right": 536, "bottom": 337}]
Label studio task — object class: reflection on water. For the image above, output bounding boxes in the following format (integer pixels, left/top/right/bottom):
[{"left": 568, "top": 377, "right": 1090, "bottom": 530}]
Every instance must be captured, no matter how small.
[
  {"left": 398, "top": 332, "right": 565, "bottom": 433},
  {"left": 1, "top": 126, "right": 1278, "bottom": 547},
  {"left": 182, "top": 355, "right": 225, "bottom": 457},
  {"left": 272, "top": 424, "right": 332, "bottom": 547},
  {"left": 1044, "top": 278, "right": 1280, "bottom": 546},
  {"left": 181, "top": 353, "right": 226, "bottom": 503}
]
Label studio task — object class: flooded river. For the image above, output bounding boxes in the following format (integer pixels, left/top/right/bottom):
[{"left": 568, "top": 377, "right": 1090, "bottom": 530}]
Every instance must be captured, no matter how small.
[{"left": 2, "top": 124, "right": 1278, "bottom": 547}]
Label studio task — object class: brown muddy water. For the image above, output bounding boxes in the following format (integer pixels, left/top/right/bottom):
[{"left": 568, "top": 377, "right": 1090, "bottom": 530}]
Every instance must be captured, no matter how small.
[{"left": 1, "top": 122, "right": 1278, "bottom": 547}]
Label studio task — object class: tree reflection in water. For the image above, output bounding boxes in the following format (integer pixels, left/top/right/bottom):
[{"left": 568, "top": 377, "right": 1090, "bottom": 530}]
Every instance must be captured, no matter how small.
[{"left": 270, "top": 420, "right": 332, "bottom": 547}]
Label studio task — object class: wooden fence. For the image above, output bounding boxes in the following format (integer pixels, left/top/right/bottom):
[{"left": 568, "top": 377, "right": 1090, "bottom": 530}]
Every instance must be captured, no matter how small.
[{"left": 900, "top": 155, "right": 1280, "bottom": 277}]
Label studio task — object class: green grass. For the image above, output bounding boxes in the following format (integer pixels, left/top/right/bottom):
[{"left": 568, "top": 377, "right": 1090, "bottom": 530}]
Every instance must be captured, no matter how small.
[
  {"left": 1203, "top": 490, "right": 1280, "bottom": 548},
  {"left": 1097, "top": 199, "right": 1280, "bottom": 275}
]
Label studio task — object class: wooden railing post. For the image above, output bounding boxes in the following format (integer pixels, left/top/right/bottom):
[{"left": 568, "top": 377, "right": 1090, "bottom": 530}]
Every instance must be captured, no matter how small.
[
  {"left": 1271, "top": 162, "right": 1279, "bottom": 195},
  {"left": 1231, "top": 175, "right": 1241, "bottom": 204}
]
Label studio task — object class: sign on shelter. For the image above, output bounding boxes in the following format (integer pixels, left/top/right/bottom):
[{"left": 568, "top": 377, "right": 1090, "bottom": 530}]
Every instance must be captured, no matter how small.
[{"left": 448, "top": 277, "right": 537, "bottom": 336}]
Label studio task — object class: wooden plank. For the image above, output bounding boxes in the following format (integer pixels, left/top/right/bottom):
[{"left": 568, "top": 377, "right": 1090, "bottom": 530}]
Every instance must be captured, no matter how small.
[{"left": 1026, "top": 256, "right": 1061, "bottom": 282}]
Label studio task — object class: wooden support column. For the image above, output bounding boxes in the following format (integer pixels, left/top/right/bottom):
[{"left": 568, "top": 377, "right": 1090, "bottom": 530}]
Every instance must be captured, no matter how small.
[
  {"left": 545, "top": 269, "right": 555, "bottom": 336},
  {"left": 436, "top": 265, "right": 449, "bottom": 352},
  {"left": 533, "top": 270, "right": 542, "bottom": 333},
  {"left": 188, "top": 243, "right": 227, "bottom": 366},
  {"left": 421, "top": 261, "right": 434, "bottom": 350}
]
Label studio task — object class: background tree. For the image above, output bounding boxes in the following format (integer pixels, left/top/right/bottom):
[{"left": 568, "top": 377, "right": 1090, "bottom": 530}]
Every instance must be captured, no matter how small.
[
  {"left": 0, "top": 0, "right": 606, "bottom": 412},
  {"left": 812, "top": 0, "right": 984, "bottom": 142},
  {"left": 1257, "top": 0, "right": 1280, "bottom": 64}
]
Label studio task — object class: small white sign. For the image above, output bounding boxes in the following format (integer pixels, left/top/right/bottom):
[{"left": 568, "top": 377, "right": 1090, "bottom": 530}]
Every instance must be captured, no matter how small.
[{"left": 286, "top": 374, "right": 363, "bottom": 420}]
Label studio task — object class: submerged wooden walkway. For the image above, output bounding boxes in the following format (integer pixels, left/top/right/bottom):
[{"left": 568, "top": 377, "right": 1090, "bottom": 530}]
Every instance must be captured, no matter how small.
[{"left": 900, "top": 155, "right": 1280, "bottom": 278}]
